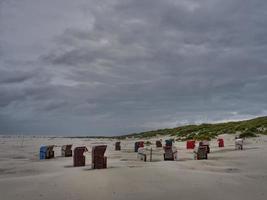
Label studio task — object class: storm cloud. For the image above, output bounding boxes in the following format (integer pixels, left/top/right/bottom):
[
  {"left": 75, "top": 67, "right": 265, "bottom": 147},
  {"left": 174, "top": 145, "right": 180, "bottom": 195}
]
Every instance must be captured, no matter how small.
[{"left": 0, "top": 0, "right": 267, "bottom": 135}]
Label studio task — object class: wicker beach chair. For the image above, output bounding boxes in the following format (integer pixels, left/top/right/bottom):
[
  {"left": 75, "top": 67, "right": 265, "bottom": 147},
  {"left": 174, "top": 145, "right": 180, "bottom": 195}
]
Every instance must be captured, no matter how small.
[
  {"left": 235, "top": 138, "right": 243, "bottom": 150},
  {"left": 115, "top": 142, "right": 121, "bottom": 151},
  {"left": 61, "top": 144, "right": 73, "bottom": 157},
  {"left": 46, "top": 145, "right": 55, "bottom": 159},
  {"left": 92, "top": 145, "right": 107, "bottom": 169},
  {"left": 156, "top": 140, "right": 162, "bottom": 148},
  {"left": 163, "top": 146, "right": 177, "bottom": 161},
  {"left": 73, "top": 146, "right": 88, "bottom": 167},
  {"left": 194, "top": 145, "right": 208, "bottom": 160}
]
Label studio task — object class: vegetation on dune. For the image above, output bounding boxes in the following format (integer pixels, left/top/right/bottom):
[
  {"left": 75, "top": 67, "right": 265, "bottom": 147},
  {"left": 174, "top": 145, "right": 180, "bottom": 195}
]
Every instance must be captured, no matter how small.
[
  {"left": 116, "top": 116, "right": 267, "bottom": 140},
  {"left": 145, "top": 141, "right": 152, "bottom": 146}
]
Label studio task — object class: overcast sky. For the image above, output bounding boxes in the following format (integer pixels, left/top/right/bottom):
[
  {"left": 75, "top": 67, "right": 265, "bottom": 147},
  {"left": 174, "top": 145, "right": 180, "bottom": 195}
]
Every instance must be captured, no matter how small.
[{"left": 0, "top": 0, "right": 267, "bottom": 136}]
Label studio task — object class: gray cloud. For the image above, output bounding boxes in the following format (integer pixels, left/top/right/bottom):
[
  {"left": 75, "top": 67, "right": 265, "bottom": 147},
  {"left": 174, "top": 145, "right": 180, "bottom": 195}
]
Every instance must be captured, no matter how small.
[{"left": 0, "top": 0, "right": 267, "bottom": 135}]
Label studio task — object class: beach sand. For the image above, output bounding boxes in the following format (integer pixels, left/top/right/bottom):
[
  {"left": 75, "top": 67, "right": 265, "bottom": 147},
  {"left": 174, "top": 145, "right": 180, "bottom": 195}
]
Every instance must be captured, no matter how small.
[{"left": 0, "top": 135, "right": 267, "bottom": 200}]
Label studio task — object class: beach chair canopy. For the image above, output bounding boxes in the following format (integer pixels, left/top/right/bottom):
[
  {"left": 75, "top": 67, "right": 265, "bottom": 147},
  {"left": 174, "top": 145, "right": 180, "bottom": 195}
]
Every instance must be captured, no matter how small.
[
  {"left": 165, "top": 139, "right": 173, "bottom": 146},
  {"left": 62, "top": 144, "right": 72, "bottom": 151}
]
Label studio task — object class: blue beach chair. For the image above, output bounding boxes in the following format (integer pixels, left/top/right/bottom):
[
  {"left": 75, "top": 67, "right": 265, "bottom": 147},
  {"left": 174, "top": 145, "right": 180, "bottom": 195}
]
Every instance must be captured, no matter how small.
[{"left": 40, "top": 146, "right": 47, "bottom": 160}]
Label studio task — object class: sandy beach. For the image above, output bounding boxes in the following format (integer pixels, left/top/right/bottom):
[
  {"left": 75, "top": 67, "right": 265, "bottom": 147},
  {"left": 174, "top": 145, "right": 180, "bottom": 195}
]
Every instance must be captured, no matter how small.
[{"left": 0, "top": 135, "right": 267, "bottom": 200}]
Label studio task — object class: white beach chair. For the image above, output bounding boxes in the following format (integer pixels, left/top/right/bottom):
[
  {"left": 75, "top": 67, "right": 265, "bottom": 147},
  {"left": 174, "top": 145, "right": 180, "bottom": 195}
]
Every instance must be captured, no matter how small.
[
  {"left": 137, "top": 147, "right": 147, "bottom": 162},
  {"left": 235, "top": 138, "right": 244, "bottom": 150}
]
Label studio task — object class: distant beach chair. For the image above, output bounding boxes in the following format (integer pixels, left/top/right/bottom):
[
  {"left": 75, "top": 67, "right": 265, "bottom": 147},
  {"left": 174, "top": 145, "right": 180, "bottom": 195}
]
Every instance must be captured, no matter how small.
[
  {"left": 194, "top": 145, "right": 208, "bottom": 160},
  {"left": 134, "top": 141, "right": 144, "bottom": 152},
  {"left": 199, "top": 141, "right": 210, "bottom": 153},
  {"left": 61, "top": 144, "right": 73, "bottom": 157},
  {"left": 186, "top": 140, "right": 195, "bottom": 149},
  {"left": 156, "top": 140, "right": 162, "bottom": 148},
  {"left": 40, "top": 146, "right": 47, "bottom": 160},
  {"left": 46, "top": 145, "right": 55, "bottom": 159},
  {"left": 115, "top": 141, "right": 121, "bottom": 151},
  {"left": 235, "top": 138, "right": 243, "bottom": 150},
  {"left": 92, "top": 145, "right": 107, "bottom": 169},
  {"left": 137, "top": 147, "right": 147, "bottom": 162},
  {"left": 163, "top": 146, "right": 177, "bottom": 161},
  {"left": 73, "top": 146, "right": 88, "bottom": 167},
  {"left": 217, "top": 138, "right": 224, "bottom": 147}
]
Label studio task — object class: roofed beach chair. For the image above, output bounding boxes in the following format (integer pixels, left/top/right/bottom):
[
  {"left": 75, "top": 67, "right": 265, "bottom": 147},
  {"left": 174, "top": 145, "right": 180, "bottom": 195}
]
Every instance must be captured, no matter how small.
[
  {"left": 134, "top": 141, "right": 144, "bottom": 152},
  {"left": 46, "top": 145, "right": 55, "bottom": 159},
  {"left": 156, "top": 140, "right": 162, "bottom": 148},
  {"left": 40, "top": 146, "right": 47, "bottom": 160},
  {"left": 92, "top": 145, "right": 107, "bottom": 169},
  {"left": 217, "top": 138, "right": 224, "bottom": 147},
  {"left": 137, "top": 147, "right": 147, "bottom": 162},
  {"left": 61, "top": 144, "right": 73, "bottom": 157},
  {"left": 115, "top": 141, "right": 121, "bottom": 151},
  {"left": 194, "top": 145, "right": 208, "bottom": 160},
  {"left": 73, "top": 146, "right": 88, "bottom": 167},
  {"left": 186, "top": 140, "right": 195, "bottom": 149},
  {"left": 235, "top": 138, "right": 243, "bottom": 150},
  {"left": 163, "top": 146, "right": 177, "bottom": 161}
]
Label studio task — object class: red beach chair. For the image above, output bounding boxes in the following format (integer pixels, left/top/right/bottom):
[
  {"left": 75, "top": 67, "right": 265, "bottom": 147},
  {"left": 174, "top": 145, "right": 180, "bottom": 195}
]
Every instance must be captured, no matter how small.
[
  {"left": 134, "top": 141, "right": 144, "bottom": 152},
  {"left": 186, "top": 140, "right": 195, "bottom": 149},
  {"left": 217, "top": 138, "right": 224, "bottom": 148}
]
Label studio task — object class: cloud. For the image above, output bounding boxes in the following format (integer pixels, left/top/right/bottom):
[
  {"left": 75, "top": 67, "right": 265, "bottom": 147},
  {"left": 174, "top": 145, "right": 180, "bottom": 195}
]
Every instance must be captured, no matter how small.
[{"left": 0, "top": 0, "right": 267, "bottom": 135}]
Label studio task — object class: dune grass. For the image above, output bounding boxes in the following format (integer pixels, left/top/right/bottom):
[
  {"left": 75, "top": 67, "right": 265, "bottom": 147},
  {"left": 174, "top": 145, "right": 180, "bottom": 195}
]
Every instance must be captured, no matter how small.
[{"left": 116, "top": 116, "right": 267, "bottom": 140}]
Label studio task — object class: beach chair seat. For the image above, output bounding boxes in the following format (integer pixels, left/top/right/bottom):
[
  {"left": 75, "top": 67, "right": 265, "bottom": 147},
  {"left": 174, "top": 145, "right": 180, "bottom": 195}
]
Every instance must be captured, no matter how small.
[
  {"left": 92, "top": 145, "right": 107, "bottom": 169},
  {"left": 73, "top": 146, "right": 88, "bottom": 167},
  {"left": 163, "top": 146, "right": 177, "bottom": 161},
  {"left": 61, "top": 144, "right": 73, "bottom": 157}
]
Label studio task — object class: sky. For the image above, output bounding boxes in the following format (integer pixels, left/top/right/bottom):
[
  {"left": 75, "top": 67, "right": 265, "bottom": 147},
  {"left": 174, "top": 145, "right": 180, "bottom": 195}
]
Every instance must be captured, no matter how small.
[{"left": 0, "top": 0, "right": 267, "bottom": 136}]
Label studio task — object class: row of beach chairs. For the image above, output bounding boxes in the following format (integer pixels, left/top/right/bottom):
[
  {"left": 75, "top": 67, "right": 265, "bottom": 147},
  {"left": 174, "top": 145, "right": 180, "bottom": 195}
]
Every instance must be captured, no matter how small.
[
  {"left": 40, "top": 145, "right": 107, "bottom": 169},
  {"left": 39, "top": 138, "right": 243, "bottom": 169},
  {"left": 73, "top": 146, "right": 107, "bottom": 169},
  {"left": 137, "top": 138, "right": 243, "bottom": 161},
  {"left": 40, "top": 144, "right": 72, "bottom": 160}
]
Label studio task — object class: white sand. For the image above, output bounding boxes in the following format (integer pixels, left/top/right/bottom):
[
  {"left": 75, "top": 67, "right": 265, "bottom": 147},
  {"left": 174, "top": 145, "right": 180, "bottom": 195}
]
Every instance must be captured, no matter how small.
[{"left": 0, "top": 135, "right": 267, "bottom": 200}]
